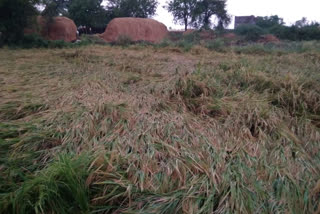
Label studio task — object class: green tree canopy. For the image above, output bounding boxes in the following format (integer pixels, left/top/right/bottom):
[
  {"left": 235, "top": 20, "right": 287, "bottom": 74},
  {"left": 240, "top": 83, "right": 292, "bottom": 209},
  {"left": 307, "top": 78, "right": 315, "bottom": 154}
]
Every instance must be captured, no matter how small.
[
  {"left": 41, "top": 0, "right": 70, "bottom": 17},
  {"left": 107, "top": 0, "right": 158, "bottom": 19},
  {"left": 0, "top": 0, "right": 40, "bottom": 44},
  {"left": 166, "top": 0, "right": 197, "bottom": 31},
  {"left": 256, "top": 15, "right": 285, "bottom": 29},
  {"left": 295, "top": 17, "right": 309, "bottom": 28},
  {"left": 68, "top": 0, "right": 106, "bottom": 28},
  {"left": 192, "top": 0, "right": 230, "bottom": 29}
]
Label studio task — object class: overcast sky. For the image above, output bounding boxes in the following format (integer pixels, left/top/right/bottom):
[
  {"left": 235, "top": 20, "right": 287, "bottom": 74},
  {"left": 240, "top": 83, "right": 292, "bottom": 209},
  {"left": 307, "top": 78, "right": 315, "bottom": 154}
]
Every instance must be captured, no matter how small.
[{"left": 152, "top": 0, "right": 320, "bottom": 30}]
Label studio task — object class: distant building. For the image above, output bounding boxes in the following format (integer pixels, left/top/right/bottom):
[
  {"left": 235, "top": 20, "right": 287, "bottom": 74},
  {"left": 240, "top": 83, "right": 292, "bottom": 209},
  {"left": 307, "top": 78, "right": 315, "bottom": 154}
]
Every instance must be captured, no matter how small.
[{"left": 234, "top": 16, "right": 257, "bottom": 28}]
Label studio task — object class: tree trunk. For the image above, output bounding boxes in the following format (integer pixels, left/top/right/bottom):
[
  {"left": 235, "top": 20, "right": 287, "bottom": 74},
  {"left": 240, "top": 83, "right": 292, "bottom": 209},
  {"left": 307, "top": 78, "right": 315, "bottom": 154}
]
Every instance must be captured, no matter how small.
[
  {"left": 204, "top": 16, "right": 210, "bottom": 29},
  {"left": 184, "top": 18, "right": 188, "bottom": 31}
]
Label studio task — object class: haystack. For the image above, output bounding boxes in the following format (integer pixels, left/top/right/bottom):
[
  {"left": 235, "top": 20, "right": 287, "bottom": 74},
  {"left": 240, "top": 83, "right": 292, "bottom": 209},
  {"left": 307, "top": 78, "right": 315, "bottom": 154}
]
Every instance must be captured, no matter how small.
[
  {"left": 24, "top": 16, "right": 77, "bottom": 42},
  {"left": 100, "top": 18, "right": 168, "bottom": 43}
]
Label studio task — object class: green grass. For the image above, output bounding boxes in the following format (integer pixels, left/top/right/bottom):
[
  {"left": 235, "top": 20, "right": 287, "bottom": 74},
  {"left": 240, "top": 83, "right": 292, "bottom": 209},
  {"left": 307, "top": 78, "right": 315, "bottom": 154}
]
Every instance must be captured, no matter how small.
[{"left": 0, "top": 43, "right": 319, "bottom": 213}]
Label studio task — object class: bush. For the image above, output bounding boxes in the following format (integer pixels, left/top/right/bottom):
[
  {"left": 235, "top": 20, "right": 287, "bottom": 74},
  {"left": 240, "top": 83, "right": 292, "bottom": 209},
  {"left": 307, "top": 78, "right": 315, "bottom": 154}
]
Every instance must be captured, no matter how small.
[
  {"left": 297, "top": 25, "right": 320, "bottom": 40},
  {"left": 176, "top": 40, "right": 194, "bottom": 51},
  {"left": 231, "top": 41, "right": 320, "bottom": 55},
  {"left": 48, "top": 40, "right": 70, "bottom": 48},
  {"left": 182, "top": 32, "right": 201, "bottom": 43},
  {"left": 20, "top": 34, "right": 49, "bottom": 48},
  {"left": 205, "top": 39, "right": 226, "bottom": 52},
  {"left": 235, "top": 24, "right": 265, "bottom": 41},
  {"left": 269, "top": 24, "right": 320, "bottom": 41},
  {"left": 79, "top": 35, "right": 106, "bottom": 45},
  {"left": 19, "top": 34, "right": 72, "bottom": 49},
  {"left": 256, "top": 15, "right": 284, "bottom": 29},
  {"left": 168, "top": 31, "right": 183, "bottom": 41},
  {"left": 114, "top": 35, "right": 133, "bottom": 46},
  {"left": 0, "top": 0, "right": 39, "bottom": 44},
  {"left": 157, "top": 38, "right": 173, "bottom": 48},
  {"left": 233, "top": 44, "right": 272, "bottom": 55},
  {"left": 4, "top": 34, "right": 95, "bottom": 49},
  {"left": 0, "top": 32, "right": 4, "bottom": 48},
  {"left": 181, "top": 30, "right": 215, "bottom": 43}
]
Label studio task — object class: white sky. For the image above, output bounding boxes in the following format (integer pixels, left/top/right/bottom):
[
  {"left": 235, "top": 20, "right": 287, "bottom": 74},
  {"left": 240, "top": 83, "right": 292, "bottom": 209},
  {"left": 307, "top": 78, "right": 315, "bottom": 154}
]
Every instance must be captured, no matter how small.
[{"left": 152, "top": 0, "right": 320, "bottom": 30}]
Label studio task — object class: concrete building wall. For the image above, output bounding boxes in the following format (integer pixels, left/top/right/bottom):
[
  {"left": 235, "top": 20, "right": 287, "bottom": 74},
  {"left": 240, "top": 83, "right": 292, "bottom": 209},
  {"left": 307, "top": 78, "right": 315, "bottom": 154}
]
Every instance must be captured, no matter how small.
[{"left": 234, "top": 16, "right": 257, "bottom": 28}]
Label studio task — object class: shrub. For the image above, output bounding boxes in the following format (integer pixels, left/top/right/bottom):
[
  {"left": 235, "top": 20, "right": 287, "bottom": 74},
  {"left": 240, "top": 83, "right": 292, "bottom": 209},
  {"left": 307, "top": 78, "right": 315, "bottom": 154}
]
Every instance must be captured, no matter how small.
[
  {"left": 235, "top": 24, "right": 265, "bottom": 41},
  {"left": 79, "top": 35, "right": 106, "bottom": 45},
  {"left": 269, "top": 25, "right": 290, "bottom": 40},
  {"left": 168, "top": 31, "right": 183, "bottom": 41},
  {"left": 5, "top": 34, "right": 95, "bottom": 49},
  {"left": 114, "top": 35, "right": 133, "bottom": 46},
  {"left": 20, "top": 34, "right": 49, "bottom": 48},
  {"left": 0, "top": 34, "right": 4, "bottom": 48},
  {"left": 233, "top": 44, "right": 272, "bottom": 55},
  {"left": 297, "top": 25, "right": 320, "bottom": 40},
  {"left": 270, "top": 25, "right": 320, "bottom": 41},
  {"left": 0, "top": 0, "right": 39, "bottom": 44},
  {"left": 157, "top": 38, "right": 173, "bottom": 48},
  {"left": 176, "top": 40, "right": 194, "bottom": 51},
  {"left": 205, "top": 38, "right": 226, "bottom": 52},
  {"left": 48, "top": 40, "right": 69, "bottom": 49},
  {"left": 256, "top": 15, "right": 285, "bottom": 29},
  {"left": 182, "top": 31, "right": 201, "bottom": 43}
]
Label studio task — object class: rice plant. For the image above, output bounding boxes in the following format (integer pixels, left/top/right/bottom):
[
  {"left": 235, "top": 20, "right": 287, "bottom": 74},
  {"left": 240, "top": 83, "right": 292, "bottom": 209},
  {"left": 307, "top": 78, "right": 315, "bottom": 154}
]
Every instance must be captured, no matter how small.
[{"left": 0, "top": 43, "right": 319, "bottom": 213}]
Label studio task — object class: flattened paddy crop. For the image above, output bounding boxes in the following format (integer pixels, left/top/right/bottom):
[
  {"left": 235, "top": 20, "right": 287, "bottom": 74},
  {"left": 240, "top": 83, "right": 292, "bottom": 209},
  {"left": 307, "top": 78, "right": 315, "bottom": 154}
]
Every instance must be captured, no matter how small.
[{"left": 0, "top": 44, "right": 319, "bottom": 213}]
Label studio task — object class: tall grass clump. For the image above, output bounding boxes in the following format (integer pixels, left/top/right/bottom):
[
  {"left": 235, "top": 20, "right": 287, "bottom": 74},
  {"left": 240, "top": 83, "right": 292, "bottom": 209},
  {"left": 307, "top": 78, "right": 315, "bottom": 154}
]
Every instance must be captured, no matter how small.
[
  {"left": 1, "top": 154, "right": 91, "bottom": 214},
  {"left": 157, "top": 38, "right": 174, "bottom": 48},
  {"left": 232, "top": 41, "right": 320, "bottom": 54},
  {"left": 176, "top": 39, "right": 194, "bottom": 51},
  {"left": 205, "top": 38, "right": 226, "bottom": 52},
  {"left": 113, "top": 35, "right": 133, "bottom": 47}
]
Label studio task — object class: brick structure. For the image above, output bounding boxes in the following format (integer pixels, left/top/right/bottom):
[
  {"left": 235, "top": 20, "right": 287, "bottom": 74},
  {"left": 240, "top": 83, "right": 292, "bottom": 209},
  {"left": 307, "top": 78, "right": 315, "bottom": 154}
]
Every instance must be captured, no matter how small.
[{"left": 234, "top": 15, "right": 257, "bottom": 28}]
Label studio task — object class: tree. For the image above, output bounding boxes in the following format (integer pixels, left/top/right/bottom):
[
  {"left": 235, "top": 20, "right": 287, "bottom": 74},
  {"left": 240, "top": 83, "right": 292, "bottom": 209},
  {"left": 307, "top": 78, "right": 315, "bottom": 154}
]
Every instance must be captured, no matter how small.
[
  {"left": 234, "top": 24, "right": 265, "bottom": 41},
  {"left": 295, "top": 17, "right": 309, "bottom": 28},
  {"left": 68, "top": 0, "right": 107, "bottom": 29},
  {"left": 192, "top": 0, "right": 230, "bottom": 30},
  {"left": 41, "top": 0, "right": 70, "bottom": 17},
  {"left": 166, "top": 0, "right": 197, "bottom": 31},
  {"left": 256, "top": 15, "right": 284, "bottom": 29},
  {"left": 107, "top": 0, "right": 158, "bottom": 19},
  {"left": 39, "top": 0, "right": 72, "bottom": 37},
  {"left": 214, "top": 0, "right": 230, "bottom": 30},
  {"left": 0, "top": 0, "right": 40, "bottom": 44}
]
